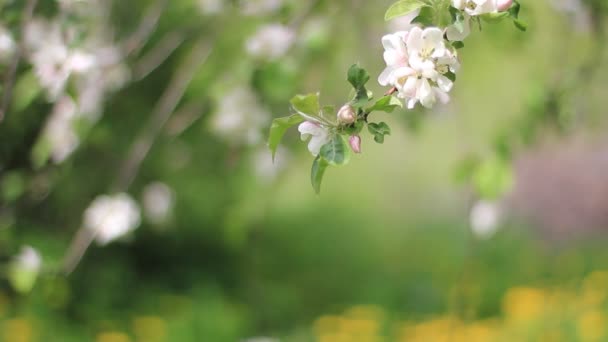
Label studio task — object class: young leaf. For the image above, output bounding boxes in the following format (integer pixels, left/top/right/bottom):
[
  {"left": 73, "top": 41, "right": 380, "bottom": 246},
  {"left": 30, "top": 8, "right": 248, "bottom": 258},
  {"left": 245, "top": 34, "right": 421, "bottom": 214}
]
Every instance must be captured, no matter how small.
[
  {"left": 311, "top": 156, "right": 329, "bottom": 194},
  {"left": 513, "top": 19, "right": 527, "bottom": 31},
  {"left": 347, "top": 65, "right": 371, "bottom": 107},
  {"left": 268, "top": 115, "right": 304, "bottom": 160},
  {"left": 384, "top": 0, "right": 427, "bottom": 21},
  {"left": 366, "top": 96, "right": 403, "bottom": 113},
  {"left": 368, "top": 122, "right": 391, "bottom": 144},
  {"left": 290, "top": 94, "right": 320, "bottom": 121},
  {"left": 347, "top": 64, "right": 370, "bottom": 90},
  {"left": 320, "top": 135, "right": 351, "bottom": 166}
]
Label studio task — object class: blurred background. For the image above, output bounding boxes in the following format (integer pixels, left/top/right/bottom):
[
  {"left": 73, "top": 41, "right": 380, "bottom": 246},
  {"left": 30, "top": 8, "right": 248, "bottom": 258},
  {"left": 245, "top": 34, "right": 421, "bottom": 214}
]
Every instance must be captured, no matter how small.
[{"left": 1, "top": 0, "right": 608, "bottom": 340}]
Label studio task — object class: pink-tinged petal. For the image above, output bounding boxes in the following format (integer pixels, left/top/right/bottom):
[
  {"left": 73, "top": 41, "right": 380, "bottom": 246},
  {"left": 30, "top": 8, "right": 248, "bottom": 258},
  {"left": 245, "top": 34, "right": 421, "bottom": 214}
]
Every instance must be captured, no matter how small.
[
  {"left": 378, "top": 66, "right": 394, "bottom": 86},
  {"left": 406, "top": 27, "right": 423, "bottom": 54},
  {"left": 407, "top": 98, "right": 418, "bottom": 109},
  {"left": 349, "top": 135, "right": 362, "bottom": 154},
  {"left": 400, "top": 76, "right": 418, "bottom": 97},
  {"left": 436, "top": 74, "right": 454, "bottom": 92},
  {"left": 298, "top": 121, "right": 320, "bottom": 141},
  {"left": 422, "top": 27, "right": 444, "bottom": 53},
  {"left": 417, "top": 79, "right": 435, "bottom": 108},
  {"left": 434, "top": 87, "right": 450, "bottom": 104}
]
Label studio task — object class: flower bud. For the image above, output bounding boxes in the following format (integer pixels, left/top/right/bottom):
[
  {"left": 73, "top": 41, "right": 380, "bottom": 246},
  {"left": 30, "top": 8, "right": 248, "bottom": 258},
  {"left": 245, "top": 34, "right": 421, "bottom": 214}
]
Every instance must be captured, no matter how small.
[
  {"left": 349, "top": 135, "right": 362, "bottom": 154},
  {"left": 496, "top": 0, "right": 513, "bottom": 11},
  {"left": 337, "top": 105, "right": 356, "bottom": 124}
]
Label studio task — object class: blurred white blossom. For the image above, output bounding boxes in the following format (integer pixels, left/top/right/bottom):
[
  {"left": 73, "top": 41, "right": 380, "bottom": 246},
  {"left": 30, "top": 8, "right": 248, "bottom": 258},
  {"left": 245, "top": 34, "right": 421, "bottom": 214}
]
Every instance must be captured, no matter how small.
[
  {"left": 83, "top": 193, "right": 141, "bottom": 246},
  {"left": 0, "top": 25, "right": 15, "bottom": 62},
  {"left": 42, "top": 96, "right": 80, "bottom": 164},
  {"left": 240, "top": 0, "right": 283, "bottom": 16},
  {"left": 252, "top": 146, "right": 289, "bottom": 183},
  {"left": 246, "top": 24, "right": 295, "bottom": 61},
  {"left": 210, "top": 87, "right": 270, "bottom": 145},
  {"left": 8, "top": 245, "right": 42, "bottom": 294},
  {"left": 142, "top": 182, "right": 175, "bottom": 224},
  {"left": 470, "top": 200, "right": 502, "bottom": 239}
]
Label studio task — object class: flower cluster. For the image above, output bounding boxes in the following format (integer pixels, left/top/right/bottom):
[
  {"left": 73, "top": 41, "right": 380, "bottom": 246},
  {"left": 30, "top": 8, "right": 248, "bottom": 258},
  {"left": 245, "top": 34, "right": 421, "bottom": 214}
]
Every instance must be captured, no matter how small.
[
  {"left": 268, "top": 0, "right": 525, "bottom": 193},
  {"left": 379, "top": 27, "right": 459, "bottom": 109},
  {"left": 379, "top": 0, "right": 518, "bottom": 109}
]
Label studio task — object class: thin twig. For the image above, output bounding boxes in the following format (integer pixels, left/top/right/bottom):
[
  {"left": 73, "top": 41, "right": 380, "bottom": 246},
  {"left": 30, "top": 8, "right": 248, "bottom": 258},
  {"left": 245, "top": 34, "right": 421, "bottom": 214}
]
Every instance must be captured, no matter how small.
[
  {"left": 122, "top": 0, "right": 168, "bottom": 56},
  {"left": 0, "top": 0, "right": 38, "bottom": 123},
  {"left": 113, "top": 39, "right": 213, "bottom": 192},
  {"left": 61, "top": 40, "right": 213, "bottom": 275},
  {"left": 132, "top": 31, "right": 186, "bottom": 81}
]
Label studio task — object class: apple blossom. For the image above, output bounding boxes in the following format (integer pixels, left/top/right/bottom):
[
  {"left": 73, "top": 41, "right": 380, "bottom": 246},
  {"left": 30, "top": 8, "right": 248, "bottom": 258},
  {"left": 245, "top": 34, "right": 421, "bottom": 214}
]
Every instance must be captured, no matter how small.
[
  {"left": 83, "top": 193, "right": 141, "bottom": 246},
  {"left": 337, "top": 104, "right": 356, "bottom": 124},
  {"left": 142, "top": 182, "right": 175, "bottom": 225},
  {"left": 349, "top": 135, "right": 362, "bottom": 154},
  {"left": 8, "top": 246, "right": 42, "bottom": 293},
  {"left": 298, "top": 121, "right": 331, "bottom": 156},
  {"left": 379, "top": 27, "right": 459, "bottom": 109},
  {"left": 470, "top": 200, "right": 502, "bottom": 239},
  {"left": 210, "top": 87, "right": 270, "bottom": 145},
  {"left": 245, "top": 24, "right": 295, "bottom": 61}
]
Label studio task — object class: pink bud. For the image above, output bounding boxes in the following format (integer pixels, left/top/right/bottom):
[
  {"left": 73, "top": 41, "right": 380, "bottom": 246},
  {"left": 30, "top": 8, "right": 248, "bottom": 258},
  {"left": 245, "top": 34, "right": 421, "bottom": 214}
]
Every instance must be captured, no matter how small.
[
  {"left": 496, "top": 0, "right": 513, "bottom": 11},
  {"left": 349, "top": 135, "right": 362, "bottom": 154},
  {"left": 337, "top": 105, "right": 356, "bottom": 124}
]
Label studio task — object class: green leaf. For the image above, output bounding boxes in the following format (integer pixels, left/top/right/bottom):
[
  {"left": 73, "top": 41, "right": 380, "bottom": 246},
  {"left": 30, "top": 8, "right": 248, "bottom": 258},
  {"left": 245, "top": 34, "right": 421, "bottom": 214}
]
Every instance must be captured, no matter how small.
[
  {"left": 347, "top": 64, "right": 370, "bottom": 90},
  {"left": 384, "top": 0, "right": 427, "bottom": 21},
  {"left": 472, "top": 158, "right": 514, "bottom": 200},
  {"left": 320, "top": 135, "right": 351, "bottom": 166},
  {"left": 290, "top": 94, "right": 320, "bottom": 121},
  {"left": 411, "top": 6, "right": 434, "bottom": 26},
  {"left": 452, "top": 41, "right": 464, "bottom": 49},
  {"left": 513, "top": 19, "right": 527, "bottom": 31},
  {"left": 480, "top": 11, "right": 510, "bottom": 23},
  {"left": 445, "top": 71, "right": 457, "bottom": 83},
  {"left": 267, "top": 115, "right": 304, "bottom": 160},
  {"left": 366, "top": 96, "right": 403, "bottom": 113},
  {"left": 311, "top": 156, "right": 329, "bottom": 194},
  {"left": 368, "top": 122, "right": 391, "bottom": 144},
  {"left": 12, "top": 71, "right": 41, "bottom": 112},
  {"left": 508, "top": 0, "right": 521, "bottom": 18}
]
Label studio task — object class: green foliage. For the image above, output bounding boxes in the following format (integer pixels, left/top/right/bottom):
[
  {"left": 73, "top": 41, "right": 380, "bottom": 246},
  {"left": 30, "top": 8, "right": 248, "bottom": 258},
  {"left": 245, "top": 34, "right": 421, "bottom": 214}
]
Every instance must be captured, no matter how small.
[
  {"left": 384, "top": 0, "right": 428, "bottom": 21},
  {"left": 320, "top": 135, "right": 351, "bottom": 166},
  {"left": 268, "top": 115, "right": 304, "bottom": 160},
  {"left": 311, "top": 155, "right": 329, "bottom": 194},
  {"left": 368, "top": 122, "right": 391, "bottom": 144},
  {"left": 290, "top": 93, "right": 321, "bottom": 121},
  {"left": 366, "top": 96, "right": 403, "bottom": 113},
  {"left": 347, "top": 64, "right": 371, "bottom": 107}
]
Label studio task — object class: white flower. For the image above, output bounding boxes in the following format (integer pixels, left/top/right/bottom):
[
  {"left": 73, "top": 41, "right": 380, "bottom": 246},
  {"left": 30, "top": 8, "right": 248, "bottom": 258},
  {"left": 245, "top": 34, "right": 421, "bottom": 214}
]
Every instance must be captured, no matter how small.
[
  {"left": 83, "top": 193, "right": 141, "bottom": 246},
  {"left": 0, "top": 26, "right": 15, "bottom": 62},
  {"left": 378, "top": 27, "right": 459, "bottom": 109},
  {"left": 42, "top": 96, "right": 80, "bottom": 164},
  {"left": 452, "top": 0, "right": 499, "bottom": 16},
  {"left": 470, "top": 200, "right": 502, "bottom": 239},
  {"left": 8, "top": 246, "right": 42, "bottom": 294},
  {"left": 298, "top": 121, "right": 330, "bottom": 156},
  {"left": 210, "top": 87, "right": 270, "bottom": 145},
  {"left": 12, "top": 246, "right": 42, "bottom": 272},
  {"left": 25, "top": 18, "right": 98, "bottom": 100},
  {"left": 245, "top": 24, "right": 295, "bottom": 61},
  {"left": 240, "top": 0, "right": 283, "bottom": 16},
  {"left": 142, "top": 182, "right": 175, "bottom": 224}
]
